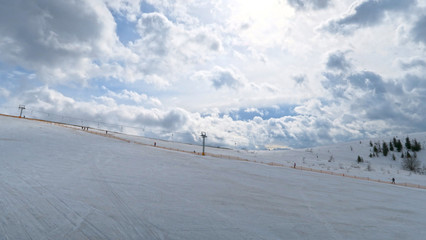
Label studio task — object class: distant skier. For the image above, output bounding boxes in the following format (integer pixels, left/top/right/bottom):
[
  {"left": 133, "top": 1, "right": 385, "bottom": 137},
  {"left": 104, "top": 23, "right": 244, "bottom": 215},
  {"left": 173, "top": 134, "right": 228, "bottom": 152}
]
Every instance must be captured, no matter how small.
[
  {"left": 294, "top": 162, "right": 296, "bottom": 168},
  {"left": 154, "top": 142, "right": 156, "bottom": 147},
  {"left": 392, "top": 178, "right": 395, "bottom": 184}
]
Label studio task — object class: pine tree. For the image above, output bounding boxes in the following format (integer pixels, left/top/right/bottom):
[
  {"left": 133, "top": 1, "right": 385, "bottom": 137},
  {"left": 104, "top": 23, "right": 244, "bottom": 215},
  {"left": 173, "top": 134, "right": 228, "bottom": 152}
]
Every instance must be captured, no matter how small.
[
  {"left": 393, "top": 137, "right": 397, "bottom": 147},
  {"left": 412, "top": 139, "right": 421, "bottom": 152},
  {"left": 357, "top": 155, "right": 364, "bottom": 163},
  {"left": 406, "top": 151, "right": 411, "bottom": 159},
  {"left": 405, "top": 137, "right": 411, "bottom": 150},
  {"left": 389, "top": 141, "right": 394, "bottom": 151},
  {"left": 373, "top": 145, "right": 378, "bottom": 155},
  {"left": 382, "top": 142, "right": 389, "bottom": 157},
  {"left": 370, "top": 140, "right": 373, "bottom": 147},
  {"left": 396, "top": 139, "right": 403, "bottom": 152},
  {"left": 392, "top": 153, "right": 396, "bottom": 161},
  {"left": 377, "top": 142, "right": 382, "bottom": 153}
]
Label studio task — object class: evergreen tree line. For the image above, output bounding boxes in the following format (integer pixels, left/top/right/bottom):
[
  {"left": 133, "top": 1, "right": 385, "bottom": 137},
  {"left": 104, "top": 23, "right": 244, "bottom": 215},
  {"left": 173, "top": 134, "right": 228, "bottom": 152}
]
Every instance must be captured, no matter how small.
[
  {"left": 363, "top": 136, "right": 424, "bottom": 172},
  {"left": 369, "top": 136, "right": 422, "bottom": 158}
]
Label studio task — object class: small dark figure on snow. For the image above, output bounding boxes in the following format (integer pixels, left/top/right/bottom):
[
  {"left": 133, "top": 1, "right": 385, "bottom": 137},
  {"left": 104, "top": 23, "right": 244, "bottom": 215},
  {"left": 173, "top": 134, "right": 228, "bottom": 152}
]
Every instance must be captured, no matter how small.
[
  {"left": 294, "top": 162, "right": 296, "bottom": 168},
  {"left": 392, "top": 178, "right": 395, "bottom": 184},
  {"left": 154, "top": 142, "right": 156, "bottom": 147}
]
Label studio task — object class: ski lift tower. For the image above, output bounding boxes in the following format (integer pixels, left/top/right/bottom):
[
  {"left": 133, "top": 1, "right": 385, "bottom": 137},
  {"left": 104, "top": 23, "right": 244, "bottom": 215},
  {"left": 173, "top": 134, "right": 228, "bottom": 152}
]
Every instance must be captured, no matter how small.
[
  {"left": 18, "top": 105, "right": 25, "bottom": 118},
  {"left": 201, "top": 132, "right": 207, "bottom": 156}
]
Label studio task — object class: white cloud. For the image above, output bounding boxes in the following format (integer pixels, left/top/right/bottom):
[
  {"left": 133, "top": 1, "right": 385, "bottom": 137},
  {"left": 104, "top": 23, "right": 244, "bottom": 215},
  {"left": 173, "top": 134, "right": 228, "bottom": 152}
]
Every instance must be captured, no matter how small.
[
  {"left": 287, "top": 0, "right": 331, "bottom": 10},
  {"left": 104, "top": 88, "right": 162, "bottom": 106},
  {"left": 144, "top": 74, "right": 170, "bottom": 89},
  {"left": 0, "top": 0, "right": 126, "bottom": 84},
  {"left": 244, "top": 108, "right": 261, "bottom": 114},
  {"left": 399, "top": 57, "right": 426, "bottom": 70},
  {"left": 193, "top": 66, "right": 244, "bottom": 90},
  {"left": 325, "top": 50, "right": 352, "bottom": 72},
  {"left": 107, "top": 89, "right": 147, "bottom": 103},
  {"left": 225, "top": 0, "right": 295, "bottom": 48},
  {"left": 0, "top": 0, "right": 425, "bottom": 149},
  {"left": 411, "top": 14, "right": 426, "bottom": 46},
  {"left": 104, "top": 0, "right": 143, "bottom": 21},
  {"left": 322, "top": 0, "right": 416, "bottom": 35},
  {"left": 93, "top": 95, "right": 117, "bottom": 107},
  {"left": 117, "top": 11, "right": 224, "bottom": 87},
  {"left": 9, "top": 85, "right": 186, "bottom": 130}
]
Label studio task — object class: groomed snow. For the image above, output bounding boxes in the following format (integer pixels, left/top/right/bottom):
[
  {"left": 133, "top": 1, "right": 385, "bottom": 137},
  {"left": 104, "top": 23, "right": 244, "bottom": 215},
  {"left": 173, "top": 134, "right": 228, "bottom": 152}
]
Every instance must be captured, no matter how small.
[{"left": 1, "top": 116, "right": 425, "bottom": 240}]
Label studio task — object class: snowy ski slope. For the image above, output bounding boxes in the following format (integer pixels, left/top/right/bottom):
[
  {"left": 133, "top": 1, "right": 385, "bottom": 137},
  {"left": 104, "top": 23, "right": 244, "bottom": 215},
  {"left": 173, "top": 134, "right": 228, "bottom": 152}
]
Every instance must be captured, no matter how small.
[{"left": 1, "top": 115, "right": 425, "bottom": 239}]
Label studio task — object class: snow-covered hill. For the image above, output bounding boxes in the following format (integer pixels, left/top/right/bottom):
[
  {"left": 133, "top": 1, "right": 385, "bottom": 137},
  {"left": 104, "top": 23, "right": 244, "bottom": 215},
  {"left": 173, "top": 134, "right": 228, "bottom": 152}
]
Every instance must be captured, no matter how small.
[
  {"left": 101, "top": 124, "right": 426, "bottom": 187},
  {"left": 262, "top": 135, "right": 426, "bottom": 186},
  {"left": 1, "top": 115, "right": 425, "bottom": 240}
]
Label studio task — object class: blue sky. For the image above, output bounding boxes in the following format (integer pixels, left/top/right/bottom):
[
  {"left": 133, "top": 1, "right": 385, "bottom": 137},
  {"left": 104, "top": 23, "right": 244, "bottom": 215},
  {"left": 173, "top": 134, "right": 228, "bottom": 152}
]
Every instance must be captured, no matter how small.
[{"left": 0, "top": 0, "right": 425, "bottom": 149}]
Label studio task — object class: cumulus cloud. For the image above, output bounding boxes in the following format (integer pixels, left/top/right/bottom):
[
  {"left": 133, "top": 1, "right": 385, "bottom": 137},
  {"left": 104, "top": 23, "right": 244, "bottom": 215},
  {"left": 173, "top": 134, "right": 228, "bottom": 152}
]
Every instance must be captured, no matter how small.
[
  {"left": 104, "top": 0, "right": 143, "bottom": 21},
  {"left": 107, "top": 89, "right": 147, "bottom": 103},
  {"left": 410, "top": 15, "right": 426, "bottom": 45},
  {"left": 0, "top": 1, "right": 221, "bottom": 88},
  {"left": 325, "top": 50, "right": 352, "bottom": 72},
  {"left": 322, "top": 0, "right": 416, "bottom": 34},
  {"left": 292, "top": 74, "right": 307, "bottom": 85},
  {"left": 134, "top": 12, "right": 222, "bottom": 55},
  {"left": 103, "top": 88, "right": 161, "bottom": 106},
  {"left": 143, "top": 74, "right": 170, "bottom": 88},
  {"left": 133, "top": 108, "right": 188, "bottom": 130},
  {"left": 244, "top": 108, "right": 262, "bottom": 115},
  {"left": 261, "top": 114, "right": 337, "bottom": 148},
  {"left": 193, "top": 66, "right": 244, "bottom": 90},
  {"left": 399, "top": 58, "right": 426, "bottom": 70},
  {"left": 321, "top": 72, "right": 348, "bottom": 99},
  {"left": 1, "top": 0, "right": 426, "bottom": 149},
  {"left": 322, "top": 52, "right": 386, "bottom": 98},
  {"left": 320, "top": 53, "right": 426, "bottom": 138},
  {"left": 287, "top": 0, "right": 331, "bottom": 10},
  {"left": 3, "top": 83, "right": 341, "bottom": 149},
  {"left": 0, "top": 0, "right": 123, "bottom": 84},
  {"left": 125, "top": 12, "right": 222, "bottom": 86},
  {"left": 10, "top": 85, "right": 188, "bottom": 131},
  {"left": 135, "top": 12, "right": 172, "bottom": 56},
  {"left": 347, "top": 71, "right": 386, "bottom": 94},
  {"left": 403, "top": 74, "right": 426, "bottom": 93},
  {"left": 210, "top": 70, "right": 242, "bottom": 90}
]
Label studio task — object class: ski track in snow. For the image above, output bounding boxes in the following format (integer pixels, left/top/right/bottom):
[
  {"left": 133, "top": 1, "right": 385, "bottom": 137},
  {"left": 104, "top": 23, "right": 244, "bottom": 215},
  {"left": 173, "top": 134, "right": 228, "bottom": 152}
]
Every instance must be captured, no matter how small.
[
  {"left": 90, "top": 155, "right": 165, "bottom": 240},
  {"left": 298, "top": 183, "right": 341, "bottom": 240}
]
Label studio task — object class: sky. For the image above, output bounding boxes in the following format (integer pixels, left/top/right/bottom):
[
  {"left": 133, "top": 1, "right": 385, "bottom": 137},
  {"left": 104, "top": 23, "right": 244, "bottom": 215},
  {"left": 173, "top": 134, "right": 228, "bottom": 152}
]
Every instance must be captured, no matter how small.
[{"left": 0, "top": 0, "right": 425, "bottom": 149}]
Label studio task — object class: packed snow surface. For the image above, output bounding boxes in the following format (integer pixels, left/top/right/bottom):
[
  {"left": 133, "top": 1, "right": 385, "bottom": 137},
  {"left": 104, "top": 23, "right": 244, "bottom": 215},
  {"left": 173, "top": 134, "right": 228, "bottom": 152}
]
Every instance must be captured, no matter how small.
[{"left": 1, "top": 116, "right": 425, "bottom": 240}]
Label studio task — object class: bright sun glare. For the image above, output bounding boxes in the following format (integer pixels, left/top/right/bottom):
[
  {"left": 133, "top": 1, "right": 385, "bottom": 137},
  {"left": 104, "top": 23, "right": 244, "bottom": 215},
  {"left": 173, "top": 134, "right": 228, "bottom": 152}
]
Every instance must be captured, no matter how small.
[{"left": 229, "top": 0, "right": 295, "bottom": 46}]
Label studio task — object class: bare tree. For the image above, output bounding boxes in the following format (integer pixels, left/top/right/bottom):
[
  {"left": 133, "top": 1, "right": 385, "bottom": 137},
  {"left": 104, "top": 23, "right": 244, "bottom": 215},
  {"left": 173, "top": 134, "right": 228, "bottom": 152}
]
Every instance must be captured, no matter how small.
[{"left": 402, "top": 152, "right": 420, "bottom": 172}]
